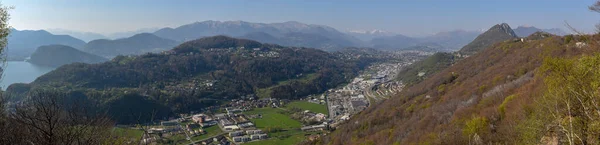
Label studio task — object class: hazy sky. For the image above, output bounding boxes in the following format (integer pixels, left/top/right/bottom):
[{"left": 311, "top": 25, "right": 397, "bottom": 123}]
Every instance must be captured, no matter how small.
[{"left": 3, "top": 0, "right": 600, "bottom": 36}]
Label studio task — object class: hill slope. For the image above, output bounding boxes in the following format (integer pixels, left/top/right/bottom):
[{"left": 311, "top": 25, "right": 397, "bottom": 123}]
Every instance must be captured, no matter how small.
[
  {"left": 6, "top": 36, "right": 367, "bottom": 124},
  {"left": 83, "top": 33, "right": 179, "bottom": 58},
  {"left": 459, "top": 23, "right": 518, "bottom": 55},
  {"left": 28, "top": 45, "right": 108, "bottom": 67},
  {"left": 310, "top": 30, "right": 596, "bottom": 145},
  {"left": 396, "top": 23, "right": 518, "bottom": 85}
]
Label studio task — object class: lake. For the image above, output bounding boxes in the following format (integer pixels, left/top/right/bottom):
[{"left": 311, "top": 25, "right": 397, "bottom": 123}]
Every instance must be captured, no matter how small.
[{"left": 0, "top": 61, "right": 56, "bottom": 90}]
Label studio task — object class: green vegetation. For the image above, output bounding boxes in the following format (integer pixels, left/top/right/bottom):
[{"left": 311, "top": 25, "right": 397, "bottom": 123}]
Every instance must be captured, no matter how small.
[
  {"left": 7, "top": 36, "right": 365, "bottom": 124},
  {"left": 286, "top": 101, "right": 328, "bottom": 115},
  {"left": 244, "top": 108, "right": 302, "bottom": 129},
  {"left": 256, "top": 73, "right": 320, "bottom": 98},
  {"left": 189, "top": 126, "right": 223, "bottom": 143},
  {"left": 29, "top": 44, "right": 108, "bottom": 67},
  {"left": 245, "top": 130, "right": 307, "bottom": 145},
  {"left": 113, "top": 127, "right": 144, "bottom": 139},
  {"left": 241, "top": 107, "right": 319, "bottom": 145},
  {"left": 498, "top": 94, "right": 516, "bottom": 117},
  {"left": 462, "top": 116, "right": 489, "bottom": 137}
]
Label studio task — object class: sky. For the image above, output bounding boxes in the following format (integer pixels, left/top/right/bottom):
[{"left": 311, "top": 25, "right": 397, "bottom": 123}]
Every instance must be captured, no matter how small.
[{"left": 2, "top": 0, "right": 600, "bottom": 36}]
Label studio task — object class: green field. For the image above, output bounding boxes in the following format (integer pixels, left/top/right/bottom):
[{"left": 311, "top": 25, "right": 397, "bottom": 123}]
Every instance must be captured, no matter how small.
[
  {"left": 113, "top": 127, "right": 144, "bottom": 139},
  {"left": 244, "top": 108, "right": 302, "bottom": 129},
  {"left": 189, "top": 125, "right": 223, "bottom": 142},
  {"left": 285, "top": 101, "right": 328, "bottom": 115},
  {"left": 244, "top": 130, "right": 307, "bottom": 145}
]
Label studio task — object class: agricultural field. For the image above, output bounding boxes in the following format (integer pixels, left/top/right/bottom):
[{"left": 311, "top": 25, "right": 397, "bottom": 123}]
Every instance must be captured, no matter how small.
[
  {"left": 113, "top": 127, "right": 144, "bottom": 139},
  {"left": 285, "top": 101, "right": 328, "bottom": 115},
  {"left": 244, "top": 130, "right": 306, "bottom": 145},
  {"left": 244, "top": 107, "right": 302, "bottom": 130}
]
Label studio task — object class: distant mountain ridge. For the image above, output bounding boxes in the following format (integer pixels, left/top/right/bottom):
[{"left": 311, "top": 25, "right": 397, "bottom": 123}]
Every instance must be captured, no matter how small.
[
  {"left": 83, "top": 33, "right": 179, "bottom": 58},
  {"left": 7, "top": 29, "right": 86, "bottom": 60},
  {"left": 369, "top": 30, "right": 481, "bottom": 51},
  {"left": 154, "top": 20, "right": 363, "bottom": 51},
  {"left": 47, "top": 29, "right": 109, "bottom": 42},
  {"left": 513, "top": 26, "right": 568, "bottom": 37},
  {"left": 346, "top": 29, "right": 395, "bottom": 41},
  {"left": 29, "top": 45, "right": 108, "bottom": 67}
]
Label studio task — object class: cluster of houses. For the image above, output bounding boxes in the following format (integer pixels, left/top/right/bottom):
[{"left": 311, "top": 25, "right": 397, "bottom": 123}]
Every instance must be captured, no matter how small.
[
  {"left": 215, "top": 111, "right": 254, "bottom": 131},
  {"left": 197, "top": 135, "right": 230, "bottom": 145},
  {"left": 224, "top": 97, "right": 290, "bottom": 111},
  {"left": 192, "top": 114, "right": 218, "bottom": 127},
  {"left": 230, "top": 129, "right": 268, "bottom": 143}
]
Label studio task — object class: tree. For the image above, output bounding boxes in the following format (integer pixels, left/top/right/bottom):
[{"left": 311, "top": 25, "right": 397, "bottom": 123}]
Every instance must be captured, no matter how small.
[
  {"left": 590, "top": 1, "right": 600, "bottom": 33},
  {"left": 539, "top": 55, "right": 600, "bottom": 145},
  {"left": 1, "top": 90, "right": 135, "bottom": 145}
]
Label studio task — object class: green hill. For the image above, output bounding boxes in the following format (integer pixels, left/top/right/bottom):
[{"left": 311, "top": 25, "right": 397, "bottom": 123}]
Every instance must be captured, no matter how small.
[
  {"left": 28, "top": 44, "right": 108, "bottom": 67},
  {"left": 6, "top": 36, "right": 368, "bottom": 124}
]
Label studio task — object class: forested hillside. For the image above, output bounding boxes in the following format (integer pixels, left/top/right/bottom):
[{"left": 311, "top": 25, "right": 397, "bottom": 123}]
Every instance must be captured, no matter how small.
[
  {"left": 5, "top": 36, "right": 370, "bottom": 124},
  {"left": 307, "top": 32, "right": 600, "bottom": 144},
  {"left": 29, "top": 45, "right": 108, "bottom": 67}
]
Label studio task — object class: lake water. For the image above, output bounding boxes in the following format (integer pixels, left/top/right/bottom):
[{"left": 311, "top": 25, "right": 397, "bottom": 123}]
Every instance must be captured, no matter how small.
[{"left": 0, "top": 61, "right": 56, "bottom": 90}]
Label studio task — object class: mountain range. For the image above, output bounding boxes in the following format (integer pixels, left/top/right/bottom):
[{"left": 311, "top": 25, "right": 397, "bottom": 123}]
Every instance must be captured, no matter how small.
[
  {"left": 8, "top": 21, "right": 570, "bottom": 62},
  {"left": 369, "top": 30, "right": 482, "bottom": 51},
  {"left": 153, "top": 20, "right": 363, "bottom": 51},
  {"left": 346, "top": 29, "right": 395, "bottom": 41},
  {"left": 83, "top": 33, "right": 179, "bottom": 58},
  {"left": 512, "top": 26, "right": 568, "bottom": 37},
  {"left": 7, "top": 29, "right": 86, "bottom": 61}
]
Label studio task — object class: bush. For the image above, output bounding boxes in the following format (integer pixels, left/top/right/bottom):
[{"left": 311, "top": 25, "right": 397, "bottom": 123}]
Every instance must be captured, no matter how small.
[
  {"left": 463, "top": 116, "right": 488, "bottom": 137},
  {"left": 498, "top": 94, "right": 516, "bottom": 118}
]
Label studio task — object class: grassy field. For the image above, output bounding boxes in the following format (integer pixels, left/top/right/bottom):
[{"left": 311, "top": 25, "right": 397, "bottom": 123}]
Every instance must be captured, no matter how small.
[
  {"left": 244, "top": 130, "right": 307, "bottom": 145},
  {"left": 189, "top": 125, "right": 223, "bottom": 142},
  {"left": 244, "top": 108, "right": 302, "bottom": 129},
  {"left": 285, "top": 101, "right": 328, "bottom": 115},
  {"left": 113, "top": 127, "right": 144, "bottom": 139}
]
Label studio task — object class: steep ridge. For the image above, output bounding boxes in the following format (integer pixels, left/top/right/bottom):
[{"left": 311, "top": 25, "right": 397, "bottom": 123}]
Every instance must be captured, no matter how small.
[
  {"left": 309, "top": 32, "right": 597, "bottom": 144},
  {"left": 459, "top": 23, "right": 518, "bottom": 56}
]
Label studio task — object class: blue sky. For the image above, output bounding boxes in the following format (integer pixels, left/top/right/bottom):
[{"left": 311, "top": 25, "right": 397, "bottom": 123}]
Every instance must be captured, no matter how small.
[{"left": 3, "top": 0, "right": 599, "bottom": 36}]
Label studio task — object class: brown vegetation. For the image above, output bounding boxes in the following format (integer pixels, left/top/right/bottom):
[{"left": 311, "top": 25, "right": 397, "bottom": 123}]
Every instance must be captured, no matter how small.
[{"left": 307, "top": 33, "right": 600, "bottom": 144}]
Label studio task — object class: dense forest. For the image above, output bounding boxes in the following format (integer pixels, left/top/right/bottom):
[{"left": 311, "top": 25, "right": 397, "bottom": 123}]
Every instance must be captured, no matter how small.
[{"left": 6, "top": 36, "right": 374, "bottom": 124}]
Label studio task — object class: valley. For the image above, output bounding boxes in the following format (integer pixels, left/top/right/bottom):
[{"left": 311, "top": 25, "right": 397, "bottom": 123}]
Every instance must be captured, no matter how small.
[{"left": 0, "top": 1, "right": 594, "bottom": 144}]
